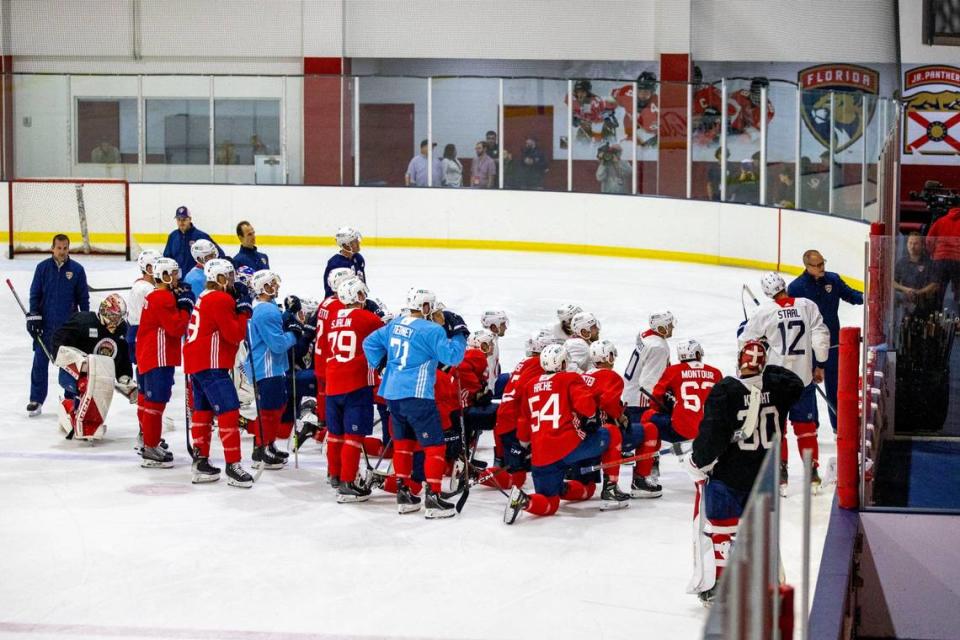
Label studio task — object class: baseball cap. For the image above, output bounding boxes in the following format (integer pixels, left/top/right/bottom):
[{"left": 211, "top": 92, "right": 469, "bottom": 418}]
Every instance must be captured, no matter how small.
[{"left": 175, "top": 206, "right": 190, "bottom": 219}]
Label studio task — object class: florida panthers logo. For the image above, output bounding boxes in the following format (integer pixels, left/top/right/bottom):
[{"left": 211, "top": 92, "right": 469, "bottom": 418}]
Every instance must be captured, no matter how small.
[
  {"left": 93, "top": 337, "right": 119, "bottom": 359},
  {"left": 799, "top": 64, "right": 879, "bottom": 152}
]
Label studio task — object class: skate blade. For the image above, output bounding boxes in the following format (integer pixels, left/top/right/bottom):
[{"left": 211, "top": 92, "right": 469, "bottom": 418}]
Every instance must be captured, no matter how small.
[
  {"left": 337, "top": 494, "right": 370, "bottom": 504},
  {"left": 630, "top": 490, "right": 663, "bottom": 499},
  {"left": 141, "top": 459, "right": 174, "bottom": 469},
  {"left": 397, "top": 503, "right": 422, "bottom": 515},
  {"left": 227, "top": 478, "right": 253, "bottom": 489},
  {"left": 600, "top": 500, "right": 631, "bottom": 511},
  {"left": 425, "top": 507, "right": 456, "bottom": 519},
  {"left": 811, "top": 483, "right": 822, "bottom": 496},
  {"left": 191, "top": 474, "right": 221, "bottom": 484},
  {"left": 28, "top": 409, "right": 42, "bottom": 417},
  {"left": 255, "top": 462, "right": 285, "bottom": 471}
]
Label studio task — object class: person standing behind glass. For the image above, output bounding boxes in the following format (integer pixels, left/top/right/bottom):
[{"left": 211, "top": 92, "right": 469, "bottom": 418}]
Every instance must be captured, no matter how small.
[
  {"left": 441, "top": 144, "right": 463, "bottom": 187},
  {"left": 518, "top": 136, "right": 548, "bottom": 190},
  {"left": 405, "top": 139, "right": 430, "bottom": 187},
  {"left": 470, "top": 141, "right": 497, "bottom": 189},
  {"left": 595, "top": 143, "right": 631, "bottom": 194}
]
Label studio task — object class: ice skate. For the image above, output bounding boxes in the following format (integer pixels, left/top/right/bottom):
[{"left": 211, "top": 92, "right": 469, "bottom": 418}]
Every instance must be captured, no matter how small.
[
  {"left": 424, "top": 488, "right": 456, "bottom": 519},
  {"left": 327, "top": 475, "right": 341, "bottom": 489},
  {"left": 630, "top": 475, "right": 662, "bottom": 498},
  {"left": 252, "top": 445, "right": 285, "bottom": 470},
  {"left": 503, "top": 485, "right": 529, "bottom": 525},
  {"left": 779, "top": 461, "right": 789, "bottom": 497},
  {"left": 698, "top": 585, "right": 717, "bottom": 607},
  {"left": 337, "top": 481, "right": 372, "bottom": 503},
  {"left": 364, "top": 468, "right": 389, "bottom": 492},
  {"left": 226, "top": 462, "right": 253, "bottom": 488},
  {"left": 267, "top": 442, "right": 289, "bottom": 461},
  {"left": 26, "top": 401, "right": 41, "bottom": 417},
  {"left": 600, "top": 478, "right": 631, "bottom": 510},
  {"left": 396, "top": 481, "right": 422, "bottom": 514},
  {"left": 810, "top": 465, "right": 822, "bottom": 495},
  {"left": 140, "top": 445, "right": 173, "bottom": 469},
  {"left": 191, "top": 457, "right": 221, "bottom": 484}
]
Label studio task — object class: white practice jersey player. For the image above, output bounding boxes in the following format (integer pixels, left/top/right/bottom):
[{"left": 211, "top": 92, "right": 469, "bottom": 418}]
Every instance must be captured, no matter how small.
[
  {"left": 127, "top": 277, "right": 154, "bottom": 327},
  {"left": 622, "top": 328, "right": 670, "bottom": 408},
  {"left": 485, "top": 337, "right": 500, "bottom": 394},
  {"left": 564, "top": 337, "right": 591, "bottom": 372},
  {"left": 738, "top": 296, "right": 829, "bottom": 386}
]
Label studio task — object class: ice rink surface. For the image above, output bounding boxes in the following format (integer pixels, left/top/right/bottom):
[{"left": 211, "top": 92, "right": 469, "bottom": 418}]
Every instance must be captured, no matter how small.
[{"left": 0, "top": 247, "right": 861, "bottom": 640}]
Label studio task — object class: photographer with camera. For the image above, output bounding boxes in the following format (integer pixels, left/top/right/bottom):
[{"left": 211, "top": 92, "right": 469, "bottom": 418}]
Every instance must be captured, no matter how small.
[{"left": 595, "top": 143, "right": 631, "bottom": 194}]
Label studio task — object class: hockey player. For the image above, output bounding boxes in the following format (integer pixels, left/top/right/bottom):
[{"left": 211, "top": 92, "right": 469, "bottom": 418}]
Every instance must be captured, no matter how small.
[
  {"left": 479, "top": 310, "right": 509, "bottom": 395},
  {"left": 564, "top": 311, "right": 600, "bottom": 373},
  {"left": 362, "top": 288, "right": 468, "bottom": 519},
  {"left": 503, "top": 344, "right": 626, "bottom": 524},
  {"left": 681, "top": 339, "right": 803, "bottom": 604},
  {"left": 552, "top": 303, "right": 582, "bottom": 341},
  {"left": 182, "top": 259, "right": 255, "bottom": 488},
  {"left": 135, "top": 257, "right": 194, "bottom": 468},
  {"left": 126, "top": 250, "right": 160, "bottom": 376},
  {"left": 728, "top": 77, "right": 775, "bottom": 137},
  {"left": 183, "top": 239, "right": 219, "bottom": 298},
  {"left": 582, "top": 339, "right": 632, "bottom": 505},
  {"left": 52, "top": 294, "right": 136, "bottom": 439},
  {"left": 622, "top": 311, "right": 675, "bottom": 422},
  {"left": 323, "top": 226, "right": 366, "bottom": 298},
  {"left": 611, "top": 71, "right": 659, "bottom": 147},
  {"left": 565, "top": 80, "right": 618, "bottom": 144},
  {"left": 324, "top": 278, "right": 384, "bottom": 501},
  {"left": 739, "top": 272, "right": 830, "bottom": 491},
  {"left": 633, "top": 339, "right": 723, "bottom": 496},
  {"left": 246, "top": 270, "right": 300, "bottom": 472}
]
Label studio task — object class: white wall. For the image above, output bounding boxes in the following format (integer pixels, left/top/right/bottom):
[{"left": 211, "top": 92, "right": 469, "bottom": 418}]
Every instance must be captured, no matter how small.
[{"left": 120, "top": 184, "right": 867, "bottom": 285}]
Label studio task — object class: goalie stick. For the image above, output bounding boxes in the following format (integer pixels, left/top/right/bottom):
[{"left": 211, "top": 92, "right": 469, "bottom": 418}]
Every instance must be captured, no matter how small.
[
  {"left": 741, "top": 283, "right": 761, "bottom": 320},
  {"left": 89, "top": 285, "right": 133, "bottom": 293}
]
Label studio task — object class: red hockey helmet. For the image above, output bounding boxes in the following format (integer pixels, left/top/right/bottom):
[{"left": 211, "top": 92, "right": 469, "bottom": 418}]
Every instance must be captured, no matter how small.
[{"left": 738, "top": 339, "right": 767, "bottom": 374}]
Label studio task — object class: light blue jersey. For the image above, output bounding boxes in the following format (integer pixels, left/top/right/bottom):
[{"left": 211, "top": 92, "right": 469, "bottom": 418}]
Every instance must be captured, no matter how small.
[
  {"left": 184, "top": 266, "right": 206, "bottom": 299},
  {"left": 246, "top": 299, "right": 296, "bottom": 381},
  {"left": 362, "top": 315, "right": 466, "bottom": 400}
]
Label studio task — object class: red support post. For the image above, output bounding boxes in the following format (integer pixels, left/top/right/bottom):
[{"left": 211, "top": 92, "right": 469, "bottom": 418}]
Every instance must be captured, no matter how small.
[{"left": 837, "top": 326, "right": 862, "bottom": 509}]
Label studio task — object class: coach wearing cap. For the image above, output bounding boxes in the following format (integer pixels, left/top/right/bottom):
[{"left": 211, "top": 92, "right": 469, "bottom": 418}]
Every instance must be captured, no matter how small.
[{"left": 162, "top": 205, "right": 224, "bottom": 276}]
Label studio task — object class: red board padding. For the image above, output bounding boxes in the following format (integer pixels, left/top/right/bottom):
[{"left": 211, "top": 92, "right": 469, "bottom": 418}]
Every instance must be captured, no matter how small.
[
  {"left": 779, "top": 584, "right": 795, "bottom": 640},
  {"left": 658, "top": 54, "right": 690, "bottom": 198},
  {"left": 837, "top": 326, "right": 862, "bottom": 510}
]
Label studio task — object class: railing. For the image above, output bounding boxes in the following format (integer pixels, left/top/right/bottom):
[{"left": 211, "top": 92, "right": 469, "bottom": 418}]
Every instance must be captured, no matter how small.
[{"left": 2, "top": 73, "right": 899, "bottom": 221}]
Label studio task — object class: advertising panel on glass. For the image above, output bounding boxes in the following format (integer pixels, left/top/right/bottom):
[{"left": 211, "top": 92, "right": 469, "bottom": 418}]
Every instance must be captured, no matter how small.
[
  {"left": 764, "top": 82, "right": 800, "bottom": 209},
  {"left": 430, "top": 77, "right": 498, "bottom": 189},
  {"left": 11, "top": 74, "right": 72, "bottom": 179},
  {"left": 569, "top": 78, "right": 637, "bottom": 195},
  {"left": 798, "top": 87, "right": 832, "bottom": 213},
  {"left": 831, "top": 92, "right": 872, "bottom": 219},
  {"left": 356, "top": 76, "right": 428, "bottom": 188},
  {"left": 690, "top": 75, "right": 725, "bottom": 201},
  {"left": 656, "top": 80, "right": 690, "bottom": 198},
  {"left": 501, "top": 78, "right": 567, "bottom": 192},
  {"left": 722, "top": 77, "right": 768, "bottom": 205},
  {"left": 863, "top": 95, "right": 881, "bottom": 222}
]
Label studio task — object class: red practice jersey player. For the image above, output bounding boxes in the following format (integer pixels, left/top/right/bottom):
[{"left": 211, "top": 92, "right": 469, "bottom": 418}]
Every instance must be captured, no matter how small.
[{"left": 581, "top": 339, "right": 631, "bottom": 505}]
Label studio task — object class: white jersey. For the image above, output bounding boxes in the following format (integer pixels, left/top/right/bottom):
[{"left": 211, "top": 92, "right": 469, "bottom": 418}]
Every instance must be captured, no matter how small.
[
  {"left": 127, "top": 278, "right": 154, "bottom": 327},
  {"left": 564, "top": 337, "right": 592, "bottom": 372},
  {"left": 485, "top": 337, "right": 500, "bottom": 394},
  {"left": 551, "top": 321, "right": 572, "bottom": 342},
  {"left": 621, "top": 329, "right": 670, "bottom": 407},
  {"left": 738, "top": 296, "right": 829, "bottom": 386}
]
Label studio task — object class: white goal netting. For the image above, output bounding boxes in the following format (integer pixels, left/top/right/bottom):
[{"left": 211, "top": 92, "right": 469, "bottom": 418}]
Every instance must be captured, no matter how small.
[{"left": 9, "top": 179, "right": 136, "bottom": 259}]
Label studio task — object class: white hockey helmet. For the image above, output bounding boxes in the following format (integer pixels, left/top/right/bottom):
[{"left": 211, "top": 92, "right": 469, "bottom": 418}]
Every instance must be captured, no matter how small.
[
  {"left": 335, "top": 226, "right": 362, "bottom": 249},
  {"left": 203, "top": 258, "right": 235, "bottom": 284},
  {"left": 527, "top": 328, "right": 562, "bottom": 356},
  {"left": 371, "top": 297, "right": 393, "bottom": 322},
  {"left": 190, "top": 239, "right": 218, "bottom": 264},
  {"left": 589, "top": 339, "right": 618, "bottom": 365},
  {"left": 300, "top": 297, "right": 319, "bottom": 317},
  {"left": 250, "top": 269, "right": 281, "bottom": 297},
  {"left": 649, "top": 311, "right": 676, "bottom": 334},
  {"left": 571, "top": 311, "right": 600, "bottom": 337},
  {"left": 152, "top": 257, "right": 180, "bottom": 284},
  {"left": 327, "top": 267, "right": 354, "bottom": 294},
  {"left": 677, "top": 339, "right": 704, "bottom": 362},
  {"left": 468, "top": 328, "right": 496, "bottom": 351},
  {"left": 337, "top": 277, "right": 368, "bottom": 305},
  {"left": 556, "top": 303, "right": 583, "bottom": 324},
  {"left": 761, "top": 272, "right": 787, "bottom": 298},
  {"left": 136, "top": 249, "right": 160, "bottom": 274},
  {"left": 539, "top": 343, "right": 568, "bottom": 373},
  {"left": 481, "top": 310, "right": 509, "bottom": 331},
  {"left": 406, "top": 288, "right": 437, "bottom": 315}
]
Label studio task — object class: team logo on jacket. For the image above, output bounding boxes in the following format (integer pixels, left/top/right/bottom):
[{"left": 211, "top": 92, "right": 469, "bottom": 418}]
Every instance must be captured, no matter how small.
[
  {"left": 799, "top": 64, "right": 879, "bottom": 152},
  {"left": 66, "top": 271, "right": 73, "bottom": 280},
  {"left": 825, "top": 284, "right": 833, "bottom": 293},
  {"left": 93, "top": 337, "right": 118, "bottom": 358},
  {"left": 902, "top": 65, "right": 960, "bottom": 157}
]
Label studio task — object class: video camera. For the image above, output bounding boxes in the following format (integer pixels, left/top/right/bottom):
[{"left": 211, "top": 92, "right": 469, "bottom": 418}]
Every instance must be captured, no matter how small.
[{"left": 910, "top": 180, "right": 960, "bottom": 222}]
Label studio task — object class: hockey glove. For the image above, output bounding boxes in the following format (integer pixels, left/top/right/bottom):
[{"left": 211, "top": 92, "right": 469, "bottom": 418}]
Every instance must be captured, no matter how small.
[
  {"left": 680, "top": 453, "right": 708, "bottom": 483},
  {"left": 284, "top": 294, "right": 302, "bottom": 316},
  {"left": 116, "top": 375, "right": 138, "bottom": 404},
  {"left": 26, "top": 314, "right": 43, "bottom": 338},
  {"left": 580, "top": 412, "right": 603, "bottom": 435},
  {"left": 284, "top": 317, "right": 304, "bottom": 338},
  {"left": 175, "top": 288, "right": 196, "bottom": 313},
  {"left": 232, "top": 281, "right": 252, "bottom": 303},
  {"left": 505, "top": 441, "right": 531, "bottom": 472},
  {"left": 442, "top": 310, "right": 470, "bottom": 339},
  {"left": 474, "top": 389, "right": 493, "bottom": 408},
  {"left": 662, "top": 390, "right": 676, "bottom": 414}
]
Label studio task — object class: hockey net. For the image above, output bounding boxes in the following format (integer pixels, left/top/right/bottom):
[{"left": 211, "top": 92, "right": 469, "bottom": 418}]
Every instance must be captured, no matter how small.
[{"left": 8, "top": 179, "right": 136, "bottom": 259}]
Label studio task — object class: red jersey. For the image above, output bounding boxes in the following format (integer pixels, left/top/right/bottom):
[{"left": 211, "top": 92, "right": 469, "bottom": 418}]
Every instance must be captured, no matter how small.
[
  {"left": 313, "top": 296, "right": 345, "bottom": 381},
  {"left": 183, "top": 290, "right": 249, "bottom": 374},
  {"left": 495, "top": 356, "right": 543, "bottom": 435},
  {"left": 651, "top": 361, "right": 723, "bottom": 439},
  {"left": 517, "top": 371, "right": 598, "bottom": 466},
  {"left": 324, "top": 307, "right": 383, "bottom": 396},
  {"left": 582, "top": 367, "right": 625, "bottom": 421},
  {"left": 136, "top": 288, "right": 190, "bottom": 374},
  {"left": 457, "top": 348, "right": 489, "bottom": 402},
  {"left": 611, "top": 84, "right": 659, "bottom": 141},
  {"left": 728, "top": 90, "right": 775, "bottom": 133},
  {"left": 693, "top": 84, "right": 723, "bottom": 117},
  {"left": 434, "top": 368, "right": 460, "bottom": 430}
]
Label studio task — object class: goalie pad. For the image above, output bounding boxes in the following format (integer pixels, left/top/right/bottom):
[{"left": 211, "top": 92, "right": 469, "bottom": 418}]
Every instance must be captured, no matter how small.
[
  {"left": 234, "top": 343, "right": 258, "bottom": 421},
  {"left": 686, "top": 479, "right": 717, "bottom": 594},
  {"left": 54, "top": 345, "right": 87, "bottom": 380},
  {"left": 57, "top": 353, "right": 116, "bottom": 440}
]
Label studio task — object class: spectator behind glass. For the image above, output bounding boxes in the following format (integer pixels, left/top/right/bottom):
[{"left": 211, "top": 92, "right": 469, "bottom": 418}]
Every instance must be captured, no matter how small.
[
  {"left": 894, "top": 232, "right": 939, "bottom": 317},
  {"left": 729, "top": 159, "right": 759, "bottom": 204},
  {"left": 91, "top": 141, "right": 121, "bottom": 164},
  {"left": 706, "top": 147, "right": 730, "bottom": 202},
  {"left": 441, "top": 144, "right": 463, "bottom": 187},
  {"left": 405, "top": 139, "right": 431, "bottom": 187},
  {"left": 471, "top": 141, "right": 497, "bottom": 189},
  {"left": 518, "top": 136, "right": 548, "bottom": 190},
  {"left": 771, "top": 165, "right": 796, "bottom": 208},
  {"left": 595, "top": 143, "right": 631, "bottom": 194},
  {"left": 485, "top": 130, "right": 500, "bottom": 161}
]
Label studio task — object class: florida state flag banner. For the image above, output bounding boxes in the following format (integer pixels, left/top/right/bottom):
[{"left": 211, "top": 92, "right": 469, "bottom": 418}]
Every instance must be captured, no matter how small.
[{"left": 903, "top": 65, "right": 960, "bottom": 163}]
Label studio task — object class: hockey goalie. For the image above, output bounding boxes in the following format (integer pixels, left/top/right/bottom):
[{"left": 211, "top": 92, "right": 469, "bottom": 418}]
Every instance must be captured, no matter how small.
[{"left": 53, "top": 294, "right": 136, "bottom": 440}]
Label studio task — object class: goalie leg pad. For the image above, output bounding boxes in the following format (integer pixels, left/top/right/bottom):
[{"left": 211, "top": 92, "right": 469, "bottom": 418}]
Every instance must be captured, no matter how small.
[
  {"left": 68, "top": 355, "right": 115, "bottom": 440},
  {"left": 704, "top": 479, "right": 748, "bottom": 581}
]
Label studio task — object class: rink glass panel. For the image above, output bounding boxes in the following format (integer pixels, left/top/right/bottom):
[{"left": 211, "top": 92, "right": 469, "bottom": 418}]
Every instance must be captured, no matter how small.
[
  {"left": 355, "top": 76, "right": 427, "bottom": 188},
  {"left": 429, "top": 78, "right": 499, "bottom": 190},
  {"left": 502, "top": 78, "right": 568, "bottom": 193}
]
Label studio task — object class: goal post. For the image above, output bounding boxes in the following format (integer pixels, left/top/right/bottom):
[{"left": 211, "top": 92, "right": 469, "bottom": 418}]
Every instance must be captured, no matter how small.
[{"left": 7, "top": 178, "right": 136, "bottom": 260}]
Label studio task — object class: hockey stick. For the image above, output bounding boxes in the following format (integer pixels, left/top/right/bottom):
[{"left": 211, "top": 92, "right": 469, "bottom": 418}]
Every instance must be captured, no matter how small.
[
  {"left": 7, "top": 278, "right": 56, "bottom": 362},
  {"left": 743, "top": 283, "right": 761, "bottom": 307},
  {"left": 454, "top": 376, "right": 472, "bottom": 514},
  {"left": 184, "top": 372, "right": 195, "bottom": 460},
  {"left": 639, "top": 387, "right": 672, "bottom": 414},
  {"left": 243, "top": 338, "right": 267, "bottom": 483},
  {"left": 578, "top": 441, "right": 688, "bottom": 475},
  {"left": 289, "top": 352, "right": 299, "bottom": 469},
  {"left": 813, "top": 383, "right": 837, "bottom": 417},
  {"left": 89, "top": 285, "right": 133, "bottom": 293}
]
